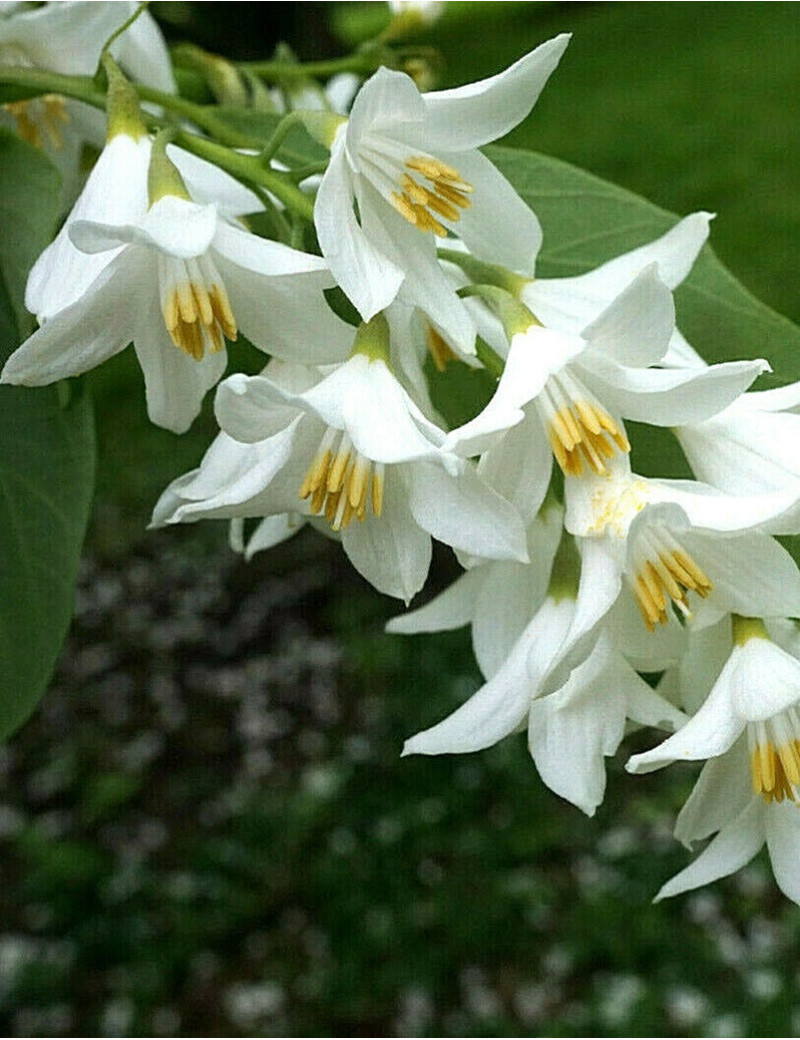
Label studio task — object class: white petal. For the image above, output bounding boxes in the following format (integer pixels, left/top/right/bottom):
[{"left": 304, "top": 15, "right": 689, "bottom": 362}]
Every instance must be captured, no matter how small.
[
  {"left": 441, "top": 148, "right": 539, "bottom": 276},
  {"left": 385, "top": 567, "right": 483, "bottom": 634},
  {"left": 678, "top": 410, "right": 800, "bottom": 495},
  {"left": 475, "top": 413, "right": 553, "bottom": 523},
  {"left": 216, "top": 252, "right": 353, "bottom": 365},
  {"left": 403, "top": 602, "right": 569, "bottom": 756},
  {"left": 170, "top": 145, "right": 261, "bottom": 217},
  {"left": 341, "top": 473, "right": 431, "bottom": 602},
  {"left": 655, "top": 798, "right": 765, "bottom": 901},
  {"left": 445, "top": 326, "right": 584, "bottom": 458},
  {"left": 528, "top": 643, "right": 646, "bottom": 816},
  {"left": 472, "top": 560, "right": 547, "bottom": 679},
  {"left": 152, "top": 422, "right": 302, "bottom": 526},
  {"left": 3, "top": 255, "right": 144, "bottom": 385},
  {"left": 213, "top": 222, "right": 331, "bottom": 277},
  {"left": 583, "top": 356, "right": 768, "bottom": 426},
  {"left": 681, "top": 530, "right": 800, "bottom": 620},
  {"left": 25, "top": 134, "right": 151, "bottom": 321},
  {"left": 133, "top": 304, "right": 227, "bottom": 433},
  {"left": 244, "top": 515, "right": 305, "bottom": 559},
  {"left": 472, "top": 510, "right": 562, "bottom": 678},
  {"left": 581, "top": 265, "right": 674, "bottom": 367},
  {"left": 626, "top": 651, "right": 746, "bottom": 773},
  {"left": 314, "top": 142, "right": 404, "bottom": 320},
  {"left": 418, "top": 34, "right": 570, "bottom": 150},
  {"left": 407, "top": 459, "right": 528, "bottom": 562},
  {"left": 214, "top": 371, "right": 308, "bottom": 444},
  {"left": 532, "top": 213, "right": 712, "bottom": 335},
  {"left": 727, "top": 636, "right": 800, "bottom": 722},
  {"left": 673, "top": 743, "right": 755, "bottom": 848},
  {"left": 347, "top": 66, "right": 424, "bottom": 147},
  {"left": 111, "top": 6, "right": 176, "bottom": 92},
  {"left": 765, "top": 802, "right": 800, "bottom": 905}
]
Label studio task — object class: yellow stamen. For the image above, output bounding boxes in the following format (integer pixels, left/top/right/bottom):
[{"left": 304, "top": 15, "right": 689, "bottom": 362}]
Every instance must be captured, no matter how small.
[
  {"left": 300, "top": 433, "right": 384, "bottom": 530},
  {"left": 751, "top": 739, "right": 800, "bottom": 803},
  {"left": 548, "top": 401, "right": 630, "bottom": 477},
  {"left": 162, "top": 279, "right": 237, "bottom": 360},
  {"left": 5, "top": 95, "right": 68, "bottom": 150},
  {"left": 632, "top": 542, "right": 712, "bottom": 631},
  {"left": 427, "top": 327, "right": 458, "bottom": 372},
  {"left": 389, "top": 155, "right": 473, "bottom": 236}
]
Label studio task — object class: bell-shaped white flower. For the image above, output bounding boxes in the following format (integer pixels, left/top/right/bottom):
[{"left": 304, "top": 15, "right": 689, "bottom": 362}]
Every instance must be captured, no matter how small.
[
  {"left": 154, "top": 326, "right": 528, "bottom": 601},
  {"left": 25, "top": 135, "right": 264, "bottom": 324},
  {"left": 3, "top": 191, "right": 351, "bottom": 432},
  {"left": 400, "top": 524, "right": 684, "bottom": 815},
  {"left": 565, "top": 454, "right": 800, "bottom": 633},
  {"left": 627, "top": 617, "right": 800, "bottom": 905},
  {"left": 446, "top": 267, "right": 767, "bottom": 523},
  {"left": 313, "top": 34, "right": 570, "bottom": 353}
]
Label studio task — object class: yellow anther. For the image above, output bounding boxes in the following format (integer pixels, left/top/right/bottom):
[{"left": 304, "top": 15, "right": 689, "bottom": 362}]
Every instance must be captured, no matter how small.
[{"left": 300, "top": 433, "right": 384, "bottom": 530}]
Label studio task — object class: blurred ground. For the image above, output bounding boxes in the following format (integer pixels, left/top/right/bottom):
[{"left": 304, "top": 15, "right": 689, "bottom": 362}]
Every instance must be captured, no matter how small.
[{"left": 3, "top": 3, "right": 800, "bottom": 1035}]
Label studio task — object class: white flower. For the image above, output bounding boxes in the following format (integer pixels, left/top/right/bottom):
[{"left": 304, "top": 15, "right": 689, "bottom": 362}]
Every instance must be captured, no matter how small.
[
  {"left": 565, "top": 454, "right": 800, "bottom": 633},
  {"left": 313, "top": 35, "right": 570, "bottom": 352},
  {"left": 154, "top": 343, "right": 528, "bottom": 601},
  {"left": 445, "top": 267, "right": 767, "bottom": 522},
  {"left": 627, "top": 618, "right": 800, "bottom": 905},
  {"left": 676, "top": 380, "right": 800, "bottom": 506},
  {"left": 400, "top": 522, "right": 684, "bottom": 815},
  {"left": 3, "top": 195, "right": 350, "bottom": 432},
  {"left": 25, "top": 135, "right": 263, "bottom": 324}
]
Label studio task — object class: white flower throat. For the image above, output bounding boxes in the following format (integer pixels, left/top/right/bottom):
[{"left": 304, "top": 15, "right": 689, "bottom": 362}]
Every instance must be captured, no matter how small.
[
  {"left": 537, "top": 369, "right": 629, "bottom": 477},
  {"left": 748, "top": 709, "right": 800, "bottom": 805},
  {"left": 300, "top": 428, "right": 385, "bottom": 531},
  {"left": 158, "top": 253, "right": 237, "bottom": 360},
  {"left": 359, "top": 135, "right": 473, "bottom": 236}
]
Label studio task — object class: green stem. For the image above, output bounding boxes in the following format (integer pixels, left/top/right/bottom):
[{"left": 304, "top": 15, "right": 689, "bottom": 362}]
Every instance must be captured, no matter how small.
[
  {"left": 238, "top": 52, "right": 386, "bottom": 80},
  {"left": 475, "top": 337, "right": 505, "bottom": 380},
  {"left": 134, "top": 84, "right": 263, "bottom": 149},
  {"left": 0, "top": 65, "right": 106, "bottom": 108},
  {"left": 259, "top": 110, "right": 305, "bottom": 164},
  {"left": 173, "top": 129, "right": 315, "bottom": 222}
]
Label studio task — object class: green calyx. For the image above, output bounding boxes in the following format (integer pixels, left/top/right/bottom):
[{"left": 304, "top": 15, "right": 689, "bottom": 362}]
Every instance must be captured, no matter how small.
[
  {"left": 351, "top": 313, "right": 391, "bottom": 364},
  {"left": 102, "top": 53, "right": 146, "bottom": 142},
  {"left": 732, "top": 614, "right": 770, "bottom": 647},
  {"left": 458, "top": 283, "right": 539, "bottom": 340},
  {"left": 147, "top": 129, "right": 191, "bottom": 205},
  {"left": 438, "top": 248, "right": 530, "bottom": 300},
  {"left": 299, "top": 110, "right": 347, "bottom": 150}
]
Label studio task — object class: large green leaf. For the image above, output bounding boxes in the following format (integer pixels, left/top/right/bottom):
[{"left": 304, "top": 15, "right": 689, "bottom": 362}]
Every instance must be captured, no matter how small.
[{"left": 0, "top": 130, "right": 95, "bottom": 740}]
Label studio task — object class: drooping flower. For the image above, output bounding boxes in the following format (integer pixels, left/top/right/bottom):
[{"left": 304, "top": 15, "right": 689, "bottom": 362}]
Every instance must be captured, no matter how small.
[
  {"left": 445, "top": 267, "right": 768, "bottom": 523},
  {"left": 311, "top": 34, "right": 570, "bottom": 353},
  {"left": 400, "top": 521, "right": 684, "bottom": 815},
  {"left": 3, "top": 164, "right": 351, "bottom": 432},
  {"left": 564, "top": 454, "right": 800, "bottom": 634},
  {"left": 626, "top": 616, "right": 800, "bottom": 905},
  {"left": 153, "top": 317, "right": 528, "bottom": 601}
]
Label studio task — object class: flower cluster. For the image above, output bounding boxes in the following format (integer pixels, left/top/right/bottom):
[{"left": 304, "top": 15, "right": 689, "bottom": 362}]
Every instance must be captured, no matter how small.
[{"left": 6, "top": 3, "right": 800, "bottom": 908}]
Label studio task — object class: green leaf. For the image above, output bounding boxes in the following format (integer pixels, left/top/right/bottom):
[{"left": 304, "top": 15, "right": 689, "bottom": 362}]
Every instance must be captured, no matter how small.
[
  {"left": 485, "top": 144, "right": 800, "bottom": 477},
  {"left": 0, "top": 130, "right": 95, "bottom": 740}
]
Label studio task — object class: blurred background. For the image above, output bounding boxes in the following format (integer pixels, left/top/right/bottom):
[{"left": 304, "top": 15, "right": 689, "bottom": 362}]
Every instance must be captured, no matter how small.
[{"left": 3, "top": 3, "right": 800, "bottom": 1035}]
